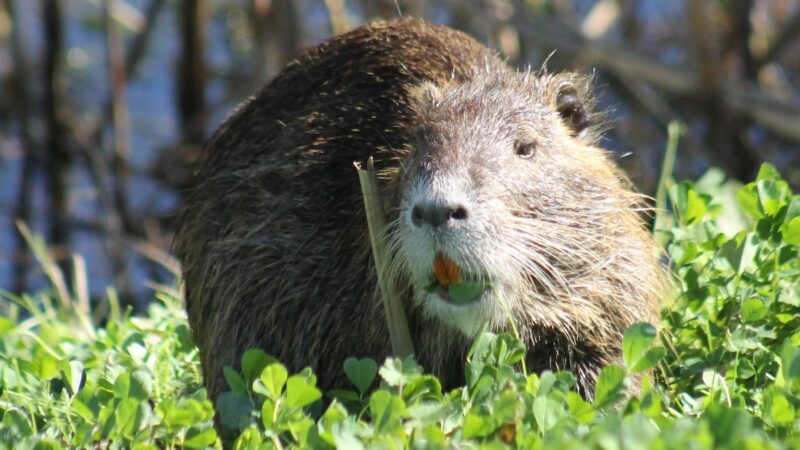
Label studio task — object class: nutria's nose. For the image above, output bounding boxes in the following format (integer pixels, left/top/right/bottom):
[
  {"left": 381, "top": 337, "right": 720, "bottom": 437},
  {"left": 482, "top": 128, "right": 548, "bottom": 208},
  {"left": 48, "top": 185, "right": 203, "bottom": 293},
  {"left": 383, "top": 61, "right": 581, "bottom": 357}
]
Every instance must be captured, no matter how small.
[{"left": 411, "top": 202, "right": 469, "bottom": 227}]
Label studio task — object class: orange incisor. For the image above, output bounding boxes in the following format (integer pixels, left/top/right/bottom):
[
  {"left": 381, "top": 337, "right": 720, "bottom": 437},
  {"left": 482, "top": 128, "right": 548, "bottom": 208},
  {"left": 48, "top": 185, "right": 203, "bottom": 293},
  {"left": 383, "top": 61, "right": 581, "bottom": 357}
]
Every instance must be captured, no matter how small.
[{"left": 433, "top": 252, "right": 461, "bottom": 286}]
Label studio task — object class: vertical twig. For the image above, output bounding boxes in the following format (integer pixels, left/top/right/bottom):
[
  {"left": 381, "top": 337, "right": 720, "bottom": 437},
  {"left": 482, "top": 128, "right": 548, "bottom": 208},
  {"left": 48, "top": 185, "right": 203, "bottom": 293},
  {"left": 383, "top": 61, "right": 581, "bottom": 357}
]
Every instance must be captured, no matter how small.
[
  {"left": 687, "top": 0, "right": 755, "bottom": 182},
  {"left": 321, "top": 0, "right": 349, "bottom": 35},
  {"left": 43, "top": 0, "right": 72, "bottom": 281},
  {"left": 4, "top": 0, "right": 37, "bottom": 294},
  {"left": 727, "top": 0, "right": 756, "bottom": 80},
  {"left": 755, "top": 10, "right": 800, "bottom": 70},
  {"left": 654, "top": 122, "right": 682, "bottom": 249},
  {"left": 178, "top": 0, "right": 207, "bottom": 146},
  {"left": 249, "top": 0, "right": 300, "bottom": 83},
  {"left": 124, "top": 0, "right": 166, "bottom": 77},
  {"left": 103, "top": 0, "right": 135, "bottom": 304}
]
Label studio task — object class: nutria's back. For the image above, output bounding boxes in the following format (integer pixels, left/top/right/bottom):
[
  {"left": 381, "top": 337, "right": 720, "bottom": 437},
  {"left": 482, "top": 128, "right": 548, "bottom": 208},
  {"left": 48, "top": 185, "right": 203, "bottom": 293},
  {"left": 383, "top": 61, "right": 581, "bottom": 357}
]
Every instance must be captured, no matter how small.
[{"left": 175, "top": 19, "right": 664, "bottom": 406}]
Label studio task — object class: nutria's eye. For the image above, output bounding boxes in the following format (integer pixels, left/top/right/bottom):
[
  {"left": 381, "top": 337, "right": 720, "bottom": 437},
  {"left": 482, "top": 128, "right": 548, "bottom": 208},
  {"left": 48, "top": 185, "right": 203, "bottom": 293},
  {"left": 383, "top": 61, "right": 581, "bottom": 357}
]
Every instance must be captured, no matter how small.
[{"left": 515, "top": 140, "right": 537, "bottom": 159}]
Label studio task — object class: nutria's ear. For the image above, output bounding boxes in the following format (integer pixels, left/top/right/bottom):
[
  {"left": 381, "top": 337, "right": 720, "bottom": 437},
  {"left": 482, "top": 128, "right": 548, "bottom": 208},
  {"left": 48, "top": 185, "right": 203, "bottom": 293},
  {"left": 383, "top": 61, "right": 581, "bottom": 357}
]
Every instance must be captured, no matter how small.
[
  {"left": 555, "top": 81, "right": 590, "bottom": 137},
  {"left": 407, "top": 81, "right": 444, "bottom": 115}
]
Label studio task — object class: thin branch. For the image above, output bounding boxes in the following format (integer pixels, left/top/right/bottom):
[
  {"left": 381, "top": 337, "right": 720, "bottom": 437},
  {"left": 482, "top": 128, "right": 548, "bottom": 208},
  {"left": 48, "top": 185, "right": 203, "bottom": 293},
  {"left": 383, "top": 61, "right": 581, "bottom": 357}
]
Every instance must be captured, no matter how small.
[
  {"left": 63, "top": 0, "right": 164, "bottom": 241},
  {"left": 755, "top": 8, "right": 800, "bottom": 70},
  {"left": 248, "top": 0, "right": 301, "bottom": 83},
  {"left": 726, "top": 0, "right": 756, "bottom": 80},
  {"left": 178, "top": 0, "right": 208, "bottom": 146},
  {"left": 43, "top": 0, "right": 72, "bottom": 279},
  {"left": 4, "top": 0, "right": 37, "bottom": 294},
  {"left": 322, "top": 0, "right": 349, "bottom": 35},
  {"left": 124, "top": 0, "right": 167, "bottom": 80},
  {"left": 103, "top": 0, "right": 135, "bottom": 302},
  {"left": 509, "top": 7, "right": 800, "bottom": 144}
]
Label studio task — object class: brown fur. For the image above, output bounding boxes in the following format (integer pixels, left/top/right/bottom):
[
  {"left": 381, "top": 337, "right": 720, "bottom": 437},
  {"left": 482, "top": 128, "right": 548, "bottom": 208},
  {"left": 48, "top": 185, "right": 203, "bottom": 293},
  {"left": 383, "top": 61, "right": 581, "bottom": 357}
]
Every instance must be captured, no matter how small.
[{"left": 174, "top": 19, "right": 664, "bottom": 405}]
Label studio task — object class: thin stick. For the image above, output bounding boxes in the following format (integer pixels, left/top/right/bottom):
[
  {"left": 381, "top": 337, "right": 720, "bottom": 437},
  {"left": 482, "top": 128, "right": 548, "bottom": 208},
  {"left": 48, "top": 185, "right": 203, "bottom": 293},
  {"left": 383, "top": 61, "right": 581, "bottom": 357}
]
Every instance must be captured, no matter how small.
[
  {"left": 653, "top": 121, "right": 682, "bottom": 248},
  {"left": 355, "top": 158, "right": 415, "bottom": 358},
  {"left": 103, "top": 0, "right": 136, "bottom": 302},
  {"left": 43, "top": 0, "right": 71, "bottom": 279},
  {"left": 321, "top": 0, "right": 348, "bottom": 35},
  {"left": 4, "top": 0, "right": 37, "bottom": 294}
]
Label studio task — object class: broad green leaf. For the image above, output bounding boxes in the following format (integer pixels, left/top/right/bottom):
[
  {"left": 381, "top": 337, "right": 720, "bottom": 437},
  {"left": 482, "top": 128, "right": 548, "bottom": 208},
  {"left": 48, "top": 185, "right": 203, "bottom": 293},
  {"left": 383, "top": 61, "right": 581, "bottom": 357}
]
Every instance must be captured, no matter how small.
[
  {"left": 671, "top": 182, "right": 709, "bottom": 225},
  {"left": 567, "top": 392, "right": 595, "bottom": 424},
  {"left": 756, "top": 163, "right": 782, "bottom": 182},
  {"left": 593, "top": 365, "right": 627, "bottom": 408},
  {"left": 327, "top": 389, "right": 360, "bottom": 404},
  {"left": 416, "top": 425, "right": 446, "bottom": 449},
  {"left": 62, "top": 360, "right": 85, "bottom": 397},
  {"left": 112, "top": 369, "right": 153, "bottom": 401},
  {"left": 287, "top": 416, "right": 314, "bottom": 444},
  {"left": 332, "top": 418, "right": 365, "bottom": 450},
  {"left": 183, "top": 427, "right": 218, "bottom": 448},
  {"left": 1, "top": 408, "right": 33, "bottom": 437},
  {"left": 240, "top": 349, "right": 277, "bottom": 386},
  {"left": 217, "top": 391, "right": 253, "bottom": 431},
  {"left": 768, "top": 392, "right": 795, "bottom": 425},
  {"left": 403, "top": 374, "right": 443, "bottom": 403},
  {"left": 379, "top": 356, "right": 422, "bottom": 387},
  {"left": 532, "top": 396, "right": 563, "bottom": 434},
  {"left": 705, "top": 406, "right": 750, "bottom": 447},
  {"left": 737, "top": 233, "right": 760, "bottom": 274},
  {"left": 114, "top": 398, "right": 149, "bottom": 438},
  {"left": 781, "top": 216, "right": 800, "bottom": 245},
  {"left": 622, "top": 322, "right": 657, "bottom": 373},
  {"left": 223, "top": 366, "right": 247, "bottom": 395},
  {"left": 343, "top": 357, "right": 377, "bottom": 394},
  {"left": 261, "top": 398, "right": 275, "bottom": 428},
  {"left": 31, "top": 440, "right": 63, "bottom": 450},
  {"left": 114, "top": 372, "right": 131, "bottom": 400},
  {"left": 128, "top": 368, "right": 154, "bottom": 401},
  {"left": 737, "top": 185, "right": 762, "bottom": 219},
  {"left": 633, "top": 347, "right": 667, "bottom": 373},
  {"left": 232, "top": 426, "right": 265, "bottom": 449},
  {"left": 258, "top": 362, "right": 288, "bottom": 399},
  {"left": 463, "top": 407, "right": 494, "bottom": 438},
  {"left": 741, "top": 298, "right": 768, "bottom": 323},
  {"left": 369, "top": 390, "right": 405, "bottom": 433},
  {"left": 702, "top": 370, "right": 727, "bottom": 392},
  {"left": 0, "top": 316, "right": 13, "bottom": 335},
  {"left": 757, "top": 179, "right": 787, "bottom": 217},
  {"left": 781, "top": 344, "right": 800, "bottom": 382},
  {"left": 72, "top": 397, "right": 96, "bottom": 422},
  {"left": 158, "top": 398, "right": 212, "bottom": 427},
  {"left": 285, "top": 375, "right": 322, "bottom": 409}
]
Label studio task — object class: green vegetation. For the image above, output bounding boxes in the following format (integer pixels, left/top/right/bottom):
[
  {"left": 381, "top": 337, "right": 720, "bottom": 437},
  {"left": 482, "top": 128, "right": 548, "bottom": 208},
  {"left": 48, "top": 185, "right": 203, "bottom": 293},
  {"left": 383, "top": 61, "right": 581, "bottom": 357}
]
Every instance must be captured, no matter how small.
[{"left": 1, "top": 163, "right": 799, "bottom": 449}]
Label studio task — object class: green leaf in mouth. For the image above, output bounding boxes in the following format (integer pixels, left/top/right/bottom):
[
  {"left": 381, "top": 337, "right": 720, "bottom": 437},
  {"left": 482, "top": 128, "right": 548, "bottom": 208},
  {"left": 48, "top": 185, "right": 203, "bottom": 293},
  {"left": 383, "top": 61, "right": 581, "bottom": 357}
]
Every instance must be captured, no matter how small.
[
  {"left": 448, "top": 281, "right": 490, "bottom": 304},
  {"left": 425, "top": 278, "right": 438, "bottom": 293}
]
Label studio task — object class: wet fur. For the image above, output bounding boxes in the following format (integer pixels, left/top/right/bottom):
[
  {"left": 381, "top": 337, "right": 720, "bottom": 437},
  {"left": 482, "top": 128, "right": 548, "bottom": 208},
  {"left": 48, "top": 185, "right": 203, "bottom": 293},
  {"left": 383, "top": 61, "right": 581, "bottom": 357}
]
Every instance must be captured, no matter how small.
[{"left": 174, "top": 19, "right": 664, "bottom": 404}]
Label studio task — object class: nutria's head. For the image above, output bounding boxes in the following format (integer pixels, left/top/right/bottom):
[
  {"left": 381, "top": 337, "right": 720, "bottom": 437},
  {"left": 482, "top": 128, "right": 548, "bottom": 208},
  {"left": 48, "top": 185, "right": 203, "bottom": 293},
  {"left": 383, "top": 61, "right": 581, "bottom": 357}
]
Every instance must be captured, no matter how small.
[{"left": 388, "top": 71, "right": 660, "bottom": 341}]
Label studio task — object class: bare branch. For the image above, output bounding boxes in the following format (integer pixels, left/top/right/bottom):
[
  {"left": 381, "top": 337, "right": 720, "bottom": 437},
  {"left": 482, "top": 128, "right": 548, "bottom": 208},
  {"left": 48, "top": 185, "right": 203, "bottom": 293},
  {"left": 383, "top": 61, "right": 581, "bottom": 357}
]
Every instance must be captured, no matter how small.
[
  {"left": 4, "top": 0, "right": 37, "bottom": 294},
  {"left": 509, "top": 7, "right": 800, "bottom": 144},
  {"left": 755, "top": 9, "right": 800, "bottom": 70},
  {"left": 322, "top": 0, "right": 349, "bottom": 35},
  {"left": 43, "top": 0, "right": 72, "bottom": 277},
  {"left": 103, "top": 0, "right": 135, "bottom": 301}
]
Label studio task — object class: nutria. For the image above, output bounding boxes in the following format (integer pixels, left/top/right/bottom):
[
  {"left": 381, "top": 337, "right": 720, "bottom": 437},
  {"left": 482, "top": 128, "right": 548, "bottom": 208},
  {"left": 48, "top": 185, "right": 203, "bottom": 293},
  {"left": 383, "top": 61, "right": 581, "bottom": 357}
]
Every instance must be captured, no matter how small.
[{"left": 174, "top": 19, "right": 664, "bottom": 405}]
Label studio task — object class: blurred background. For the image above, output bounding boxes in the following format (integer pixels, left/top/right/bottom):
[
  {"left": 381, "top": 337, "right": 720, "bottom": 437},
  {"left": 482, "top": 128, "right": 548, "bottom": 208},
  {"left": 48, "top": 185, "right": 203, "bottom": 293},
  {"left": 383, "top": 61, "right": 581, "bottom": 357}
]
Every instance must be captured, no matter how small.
[{"left": 0, "top": 0, "right": 798, "bottom": 310}]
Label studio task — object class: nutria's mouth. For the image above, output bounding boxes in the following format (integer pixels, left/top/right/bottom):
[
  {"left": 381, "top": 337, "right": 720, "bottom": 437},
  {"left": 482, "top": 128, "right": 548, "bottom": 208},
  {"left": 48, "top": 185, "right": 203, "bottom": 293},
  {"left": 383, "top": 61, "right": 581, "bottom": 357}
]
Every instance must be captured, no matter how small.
[
  {"left": 426, "top": 251, "right": 491, "bottom": 305},
  {"left": 425, "top": 277, "right": 491, "bottom": 305}
]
